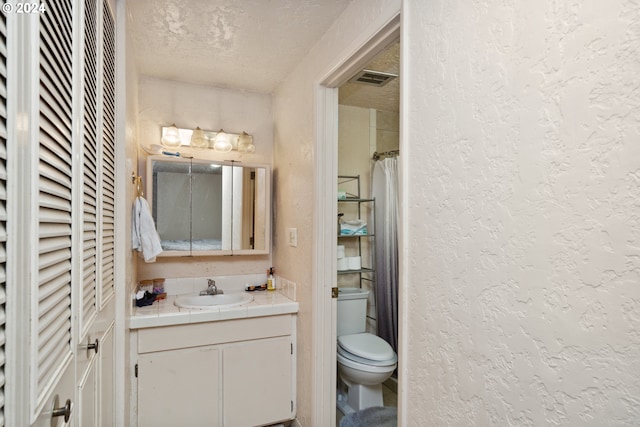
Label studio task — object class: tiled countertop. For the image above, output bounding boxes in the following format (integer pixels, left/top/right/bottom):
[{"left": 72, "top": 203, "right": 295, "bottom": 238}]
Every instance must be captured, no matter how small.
[{"left": 130, "top": 291, "right": 299, "bottom": 329}]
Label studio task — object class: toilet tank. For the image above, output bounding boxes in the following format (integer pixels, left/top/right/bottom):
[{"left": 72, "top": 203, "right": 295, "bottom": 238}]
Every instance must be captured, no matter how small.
[{"left": 337, "top": 288, "right": 369, "bottom": 336}]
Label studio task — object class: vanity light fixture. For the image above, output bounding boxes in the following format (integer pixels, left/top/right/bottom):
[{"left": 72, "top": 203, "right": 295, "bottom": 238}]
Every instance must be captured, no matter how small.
[
  {"left": 159, "top": 126, "right": 255, "bottom": 153},
  {"left": 160, "top": 124, "right": 181, "bottom": 148},
  {"left": 190, "top": 126, "right": 208, "bottom": 148}
]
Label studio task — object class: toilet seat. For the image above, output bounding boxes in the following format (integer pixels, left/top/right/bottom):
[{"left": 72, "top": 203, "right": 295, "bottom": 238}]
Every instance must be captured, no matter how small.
[{"left": 337, "top": 333, "right": 397, "bottom": 367}]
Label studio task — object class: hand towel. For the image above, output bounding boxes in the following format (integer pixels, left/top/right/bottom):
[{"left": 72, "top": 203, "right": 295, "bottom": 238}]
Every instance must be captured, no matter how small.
[{"left": 132, "top": 196, "right": 163, "bottom": 262}]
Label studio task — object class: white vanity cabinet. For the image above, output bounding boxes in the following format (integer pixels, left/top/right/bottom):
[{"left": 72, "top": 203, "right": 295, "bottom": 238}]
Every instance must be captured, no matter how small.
[{"left": 133, "top": 314, "right": 296, "bottom": 427}]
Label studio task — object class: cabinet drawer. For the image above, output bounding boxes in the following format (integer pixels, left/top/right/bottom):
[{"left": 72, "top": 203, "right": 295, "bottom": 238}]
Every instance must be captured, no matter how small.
[{"left": 138, "top": 314, "right": 293, "bottom": 353}]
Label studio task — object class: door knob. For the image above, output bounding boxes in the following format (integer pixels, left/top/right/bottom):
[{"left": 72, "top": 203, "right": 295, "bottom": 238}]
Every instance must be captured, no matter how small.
[
  {"left": 87, "top": 338, "right": 99, "bottom": 354},
  {"left": 83, "top": 338, "right": 99, "bottom": 355},
  {"left": 51, "top": 397, "right": 71, "bottom": 423}
]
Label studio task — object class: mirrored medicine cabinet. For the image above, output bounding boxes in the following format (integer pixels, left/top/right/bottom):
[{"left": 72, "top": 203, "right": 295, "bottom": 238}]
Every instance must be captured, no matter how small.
[{"left": 146, "top": 155, "right": 270, "bottom": 256}]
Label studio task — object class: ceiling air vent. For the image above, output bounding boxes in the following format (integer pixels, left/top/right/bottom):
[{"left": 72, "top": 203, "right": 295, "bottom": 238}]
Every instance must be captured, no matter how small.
[{"left": 349, "top": 69, "right": 398, "bottom": 87}]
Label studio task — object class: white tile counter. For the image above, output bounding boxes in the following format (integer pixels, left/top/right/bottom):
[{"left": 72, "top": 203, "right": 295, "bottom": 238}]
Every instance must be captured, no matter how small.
[{"left": 130, "top": 290, "right": 299, "bottom": 329}]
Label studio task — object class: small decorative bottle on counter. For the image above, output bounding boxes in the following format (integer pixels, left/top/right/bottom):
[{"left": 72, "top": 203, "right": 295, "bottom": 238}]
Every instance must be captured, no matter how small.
[{"left": 267, "top": 267, "right": 276, "bottom": 291}]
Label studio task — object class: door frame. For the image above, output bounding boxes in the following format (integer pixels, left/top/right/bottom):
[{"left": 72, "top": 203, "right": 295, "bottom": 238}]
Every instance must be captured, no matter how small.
[{"left": 312, "top": 13, "right": 401, "bottom": 427}]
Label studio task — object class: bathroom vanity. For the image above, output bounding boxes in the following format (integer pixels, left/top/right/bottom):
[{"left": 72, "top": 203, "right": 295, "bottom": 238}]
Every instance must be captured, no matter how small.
[{"left": 130, "top": 291, "right": 298, "bottom": 427}]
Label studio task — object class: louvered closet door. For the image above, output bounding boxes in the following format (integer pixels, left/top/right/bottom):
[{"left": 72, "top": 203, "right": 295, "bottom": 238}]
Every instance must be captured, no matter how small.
[
  {"left": 82, "top": 0, "right": 116, "bottom": 334},
  {"left": 100, "top": 0, "right": 115, "bottom": 306},
  {"left": 82, "top": 0, "right": 98, "bottom": 337},
  {"left": 0, "top": 11, "right": 7, "bottom": 426},
  {"left": 8, "top": 0, "right": 118, "bottom": 424},
  {"left": 97, "top": 6, "right": 117, "bottom": 424},
  {"left": 34, "top": 0, "right": 75, "bottom": 417},
  {"left": 78, "top": 1, "right": 117, "bottom": 424}
]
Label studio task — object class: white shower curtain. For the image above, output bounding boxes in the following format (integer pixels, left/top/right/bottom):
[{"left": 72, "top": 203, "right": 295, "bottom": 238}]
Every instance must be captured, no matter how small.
[{"left": 372, "top": 157, "right": 399, "bottom": 353}]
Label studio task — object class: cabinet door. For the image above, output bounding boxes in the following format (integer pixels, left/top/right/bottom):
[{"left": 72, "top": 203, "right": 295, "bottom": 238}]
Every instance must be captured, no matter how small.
[
  {"left": 223, "top": 337, "right": 293, "bottom": 426},
  {"left": 78, "top": 356, "right": 97, "bottom": 427},
  {"left": 138, "top": 346, "right": 221, "bottom": 427},
  {"left": 76, "top": 322, "right": 114, "bottom": 427},
  {"left": 99, "top": 324, "right": 115, "bottom": 426}
]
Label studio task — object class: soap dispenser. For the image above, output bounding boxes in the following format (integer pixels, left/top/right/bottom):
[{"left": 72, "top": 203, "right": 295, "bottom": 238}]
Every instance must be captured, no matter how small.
[{"left": 267, "top": 267, "right": 276, "bottom": 292}]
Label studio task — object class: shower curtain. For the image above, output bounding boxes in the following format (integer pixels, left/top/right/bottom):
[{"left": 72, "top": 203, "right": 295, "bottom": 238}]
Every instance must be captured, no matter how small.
[{"left": 372, "top": 157, "right": 399, "bottom": 353}]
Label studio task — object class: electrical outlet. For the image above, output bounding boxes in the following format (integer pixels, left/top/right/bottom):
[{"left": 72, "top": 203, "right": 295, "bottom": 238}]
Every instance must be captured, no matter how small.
[{"left": 288, "top": 228, "right": 297, "bottom": 247}]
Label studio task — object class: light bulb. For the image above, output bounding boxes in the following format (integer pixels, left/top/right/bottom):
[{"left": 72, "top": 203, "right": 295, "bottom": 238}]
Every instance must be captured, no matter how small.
[
  {"left": 238, "top": 131, "right": 255, "bottom": 153},
  {"left": 213, "top": 129, "right": 232, "bottom": 152},
  {"left": 161, "top": 124, "right": 181, "bottom": 148},
  {"left": 190, "top": 126, "right": 208, "bottom": 148}
]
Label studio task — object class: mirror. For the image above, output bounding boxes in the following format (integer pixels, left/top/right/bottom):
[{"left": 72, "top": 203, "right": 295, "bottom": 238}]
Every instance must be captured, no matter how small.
[{"left": 147, "top": 156, "right": 270, "bottom": 256}]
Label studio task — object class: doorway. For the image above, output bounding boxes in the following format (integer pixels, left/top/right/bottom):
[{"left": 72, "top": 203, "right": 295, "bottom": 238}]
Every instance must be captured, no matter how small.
[
  {"left": 314, "top": 13, "right": 401, "bottom": 427},
  {"left": 336, "top": 41, "right": 400, "bottom": 424}
]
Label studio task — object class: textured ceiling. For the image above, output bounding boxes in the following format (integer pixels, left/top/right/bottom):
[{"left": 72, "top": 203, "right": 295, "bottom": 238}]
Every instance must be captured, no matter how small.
[
  {"left": 339, "top": 41, "right": 399, "bottom": 112},
  {"left": 128, "top": 0, "right": 398, "bottom": 111},
  {"left": 128, "top": 0, "right": 353, "bottom": 93}
]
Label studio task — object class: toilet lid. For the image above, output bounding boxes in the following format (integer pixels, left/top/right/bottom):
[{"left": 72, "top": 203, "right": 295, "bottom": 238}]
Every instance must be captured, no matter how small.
[{"left": 337, "top": 333, "right": 396, "bottom": 362}]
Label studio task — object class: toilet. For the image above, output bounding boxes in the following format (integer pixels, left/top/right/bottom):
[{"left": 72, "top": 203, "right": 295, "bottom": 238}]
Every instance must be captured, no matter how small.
[{"left": 336, "top": 288, "right": 397, "bottom": 415}]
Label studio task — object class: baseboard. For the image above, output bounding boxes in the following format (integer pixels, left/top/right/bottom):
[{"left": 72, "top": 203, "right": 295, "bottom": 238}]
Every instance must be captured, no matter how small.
[{"left": 383, "top": 376, "right": 398, "bottom": 394}]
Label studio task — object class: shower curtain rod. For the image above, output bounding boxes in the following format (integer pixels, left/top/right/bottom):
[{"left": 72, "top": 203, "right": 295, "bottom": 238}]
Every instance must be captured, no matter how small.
[{"left": 372, "top": 149, "right": 399, "bottom": 160}]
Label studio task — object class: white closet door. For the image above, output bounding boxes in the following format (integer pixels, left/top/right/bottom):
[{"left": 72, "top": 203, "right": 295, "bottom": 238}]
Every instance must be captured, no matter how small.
[
  {"left": 34, "top": 0, "right": 75, "bottom": 416},
  {"left": 0, "top": 10, "right": 7, "bottom": 426},
  {"left": 81, "top": 0, "right": 116, "bottom": 339},
  {"left": 78, "top": 2, "right": 117, "bottom": 425},
  {"left": 6, "top": 0, "right": 117, "bottom": 424},
  {"left": 81, "top": 0, "right": 98, "bottom": 338},
  {"left": 99, "top": 0, "right": 115, "bottom": 307}
]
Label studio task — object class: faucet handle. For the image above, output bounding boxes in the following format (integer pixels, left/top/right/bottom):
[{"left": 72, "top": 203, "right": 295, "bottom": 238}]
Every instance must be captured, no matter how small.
[{"left": 207, "top": 279, "right": 216, "bottom": 287}]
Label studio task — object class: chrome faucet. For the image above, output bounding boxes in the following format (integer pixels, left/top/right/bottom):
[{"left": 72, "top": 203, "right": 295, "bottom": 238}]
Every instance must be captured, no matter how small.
[{"left": 200, "top": 279, "right": 222, "bottom": 295}]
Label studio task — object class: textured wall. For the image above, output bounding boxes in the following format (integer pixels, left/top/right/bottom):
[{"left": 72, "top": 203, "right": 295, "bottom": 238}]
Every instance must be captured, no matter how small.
[
  {"left": 124, "top": 6, "right": 141, "bottom": 315},
  {"left": 135, "top": 76, "right": 273, "bottom": 280},
  {"left": 403, "top": 0, "right": 640, "bottom": 425},
  {"left": 376, "top": 109, "right": 399, "bottom": 154},
  {"left": 137, "top": 76, "right": 273, "bottom": 158},
  {"left": 122, "top": 3, "right": 140, "bottom": 424},
  {"left": 272, "top": 1, "right": 400, "bottom": 424}
]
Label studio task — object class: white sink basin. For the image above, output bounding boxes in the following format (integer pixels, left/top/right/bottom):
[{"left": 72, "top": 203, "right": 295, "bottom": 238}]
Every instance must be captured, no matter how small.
[{"left": 174, "top": 293, "right": 254, "bottom": 309}]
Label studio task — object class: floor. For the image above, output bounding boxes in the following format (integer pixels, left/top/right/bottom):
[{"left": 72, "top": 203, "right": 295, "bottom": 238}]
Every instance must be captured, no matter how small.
[{"left": 336, "top": 378, "right": 398, "bottom": 425}]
